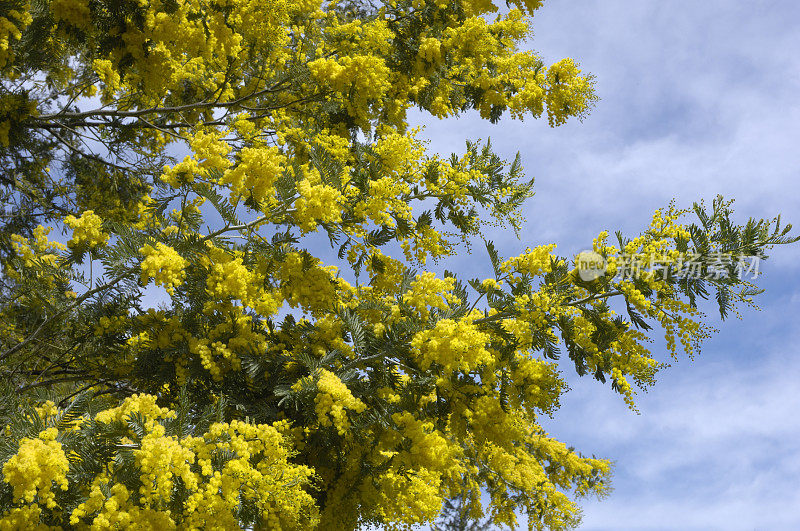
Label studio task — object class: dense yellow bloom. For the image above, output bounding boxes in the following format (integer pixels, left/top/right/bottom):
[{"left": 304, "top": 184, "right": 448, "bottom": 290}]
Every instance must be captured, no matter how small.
[
  {"left": 391, "top": 412, "right": 461, "bottom": 473},
  {"left": 368, "top": 468, "right": 444, "bottom": 528},
  {"left": 401, "top": 272, "right": 459, "bottom": 320},
  {"left": 0, "top": 4, "right": 31, "bottom": 70},
  {"left": 511, "top": 357, "right": 563, "bottom": 413},
  {"left": 64, "top": 210, "right": 109, "bottom": 249},
  {"left": 92, "top": 59, "right": 121, "bottom": 102},
  {"left": 295, "top": 178, "right": 344, "bottom": 232},
  {"left": 501, "top": 244, "right": 557, "bottom": 278},
  {"left": 136, "top": 428, "right": 198, "bottom": 506},
  {"left": 355, "top": 176, "right": 411, "bottom": 227},
  {"left": 545, "top": 58, "right": 596, "bottom": 126},
  {"left": 308, "top": 55, "right": 392, "bottom": 124},
  {"left": 418, "top": 37, "right": 443, "bottom": 64},
  {"left": 2, "top": 428, "right": 68, "bottom": 508},
  {"left": 160, "top": 130, "right": 231, "bottom": 187},
  {"left": 95, "top": 394, "right": 176, "bottom": 425},
  {"left": 411, "top": 313, "right": 493, "bottom": 372},
  {"left": 279, "top": 252, "right": 339, "bottom": 312},
  {"left": 8, "top": 226, "right": 65, "bottom": 267},
  {"left": 205, "top": 255, "right": 281, "bottom": 315},
  {"left": 5, "top": 226, "right": 66, "bottom": 285},
  {"left": 313, "top": 369, "right": 366, "bottom": 435},
  {"left": 139, "top": 242, "right": 188, "bottom": 294},
  {"left": 366, "top": 251, "right": 406, "bottom": 294},
  {"left": 0, "top": 395, "right": 320, "bottom": 529},
  {"left": 69, "top": 481, "right": 177, "bottom": 529},
  {"left": 0, "top": 505, "right": 48, "bottom": 530},
  {"left": 221, "top": 145, "right": 285, "bottom": 206}
]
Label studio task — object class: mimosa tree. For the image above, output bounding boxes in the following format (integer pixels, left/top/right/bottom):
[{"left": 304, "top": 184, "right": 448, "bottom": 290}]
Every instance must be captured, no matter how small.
[{"left": 0, "top": 0, "right": 796, "bottom": 528}]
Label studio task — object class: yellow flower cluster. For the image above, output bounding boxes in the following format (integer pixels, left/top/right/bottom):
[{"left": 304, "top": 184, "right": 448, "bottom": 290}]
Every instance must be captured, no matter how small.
[
  {"left": 188, "top": 336, "right": 243, "bottom": 381},
  {"left": 400, "top": 272, "right": 459, "bottom": 320},
  {"left": 610, "top": 367, "right": 636, "bottom": 408},
  {"left": 411, "top": 314, "right": 493, "bottom": 372},
  {"left": 401, "top": 224, "right": 453, "bottom": 264},
  {"left": 480, "top": 277, "right": 503, "bottom": 290},
  {"left": 221, "top": 145, "right": 285, "bottom": 206},
  {"left": 2, "top": 428, "right": 68, "bottom": 508},
  {"left": 34, "top": 400, "right": 58, "bottom": 421},
  {"left": 312, "top": 130, "right": 353, "bottom": 164},
  {"left": 418, "top": 37, "right": 443, "bottom": 64},
  {"left": 372, "top": 131, "right": 426, "bottom": 178},
  {"left": 95, "top": 393, "right": 176, "bottom": 425},
  {"left": 367, "top": 468, "right": 444, "bottom": 528},
  {"left": 134, "top": 309, "right": 187, "bottom": 352},
  {"left": 76, "top": 0, "right": 293, "bottom": 106},
  {"left": 139, "top": 242, "right": 188, "bottom": 295},
  {"left": 509, "top": 289, "right": 557, "bottom": 340},
  {"left": 332, "top": 414, "right": 459, "bottom": 529},
  {"left": 205, "top": 255, "right": 280, "bottom": 316},
  {"left": 64, "top": 210, "right": 109, "bottom": 249},
  {"left": 136, "top": 425, "right": 198, "bottom": 507},
  {"left": 0, "top": 3, "right": 31, "bottom": 69},
  {"left": 8, "top": 226, "right": 65, "bottom": 268},
  {"left": 355, "top": 177, "right": 411, "bottom": 228},
  {"left": 1, "top": 395, "right": 318, "bottom": 529},
  {"left": 510, "top": 357, "right": 562, "bottom": 413},
  {"left": 365, "top": 251, "right": 406, "bottom": 295},
  {"left": 6, "top": 226, "right": 66, "bottom": 285},
  {"left": 181, "top": 420, "right": 317, "bottom": 529},
  {"left": 325, "top": 19, "right": 393, "bottom": 56},
  {"left": 313, "top": 369, "right": 366, "bottom": 435},
  {"left": 308, "top": 54, "right": 392, "bottom": 125},
  {"left": 69, "top": 480, "right": 177, "bottom": 529},
  {"left": 544, "top": 58, "right": 596, "bottom": 126},
  {"left": 390, "top": 412, "right": 460, "bottom": 473},
  {"left": 92, "top": 59, "right": 121, "bottom": 103},
  {"left": 294, "top": 178, "right": 344, "bottom": 232},
  {"left": 49, "top": 0, "right": 90, "bottom": 28},
  {"left": 501, "top": 244, "right": 557, "bottom": 279},
  {"left": 161, "top": 130, "right": 231, "bottom": 187},
  {"left": 594, "top": 206, "right": 712, "bottom": 384},
  {"left": 279, "top": 252, "right": 339, "bottom": 313},
  {"left": 656, "top": 297, "right": 707, "bottom": 359},
  {"left": 427, "top": 158, "right": 482, "bottom": 204}
]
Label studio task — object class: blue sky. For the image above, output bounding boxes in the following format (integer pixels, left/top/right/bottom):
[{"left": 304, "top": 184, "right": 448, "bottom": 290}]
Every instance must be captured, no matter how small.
[{"left": 415, "top": 1, "right": 800, "bottom": 529}]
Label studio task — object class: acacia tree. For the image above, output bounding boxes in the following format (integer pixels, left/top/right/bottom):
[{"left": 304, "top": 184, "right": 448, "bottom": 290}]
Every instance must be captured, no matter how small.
[{"left": 0, "top": 0, "right": 796, "bottom": 528}]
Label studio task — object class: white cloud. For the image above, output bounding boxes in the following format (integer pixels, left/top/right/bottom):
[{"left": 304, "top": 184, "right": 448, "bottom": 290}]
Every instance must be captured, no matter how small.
[{"left": 537, "top": 321, "right": 800, "bottom": 529}]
